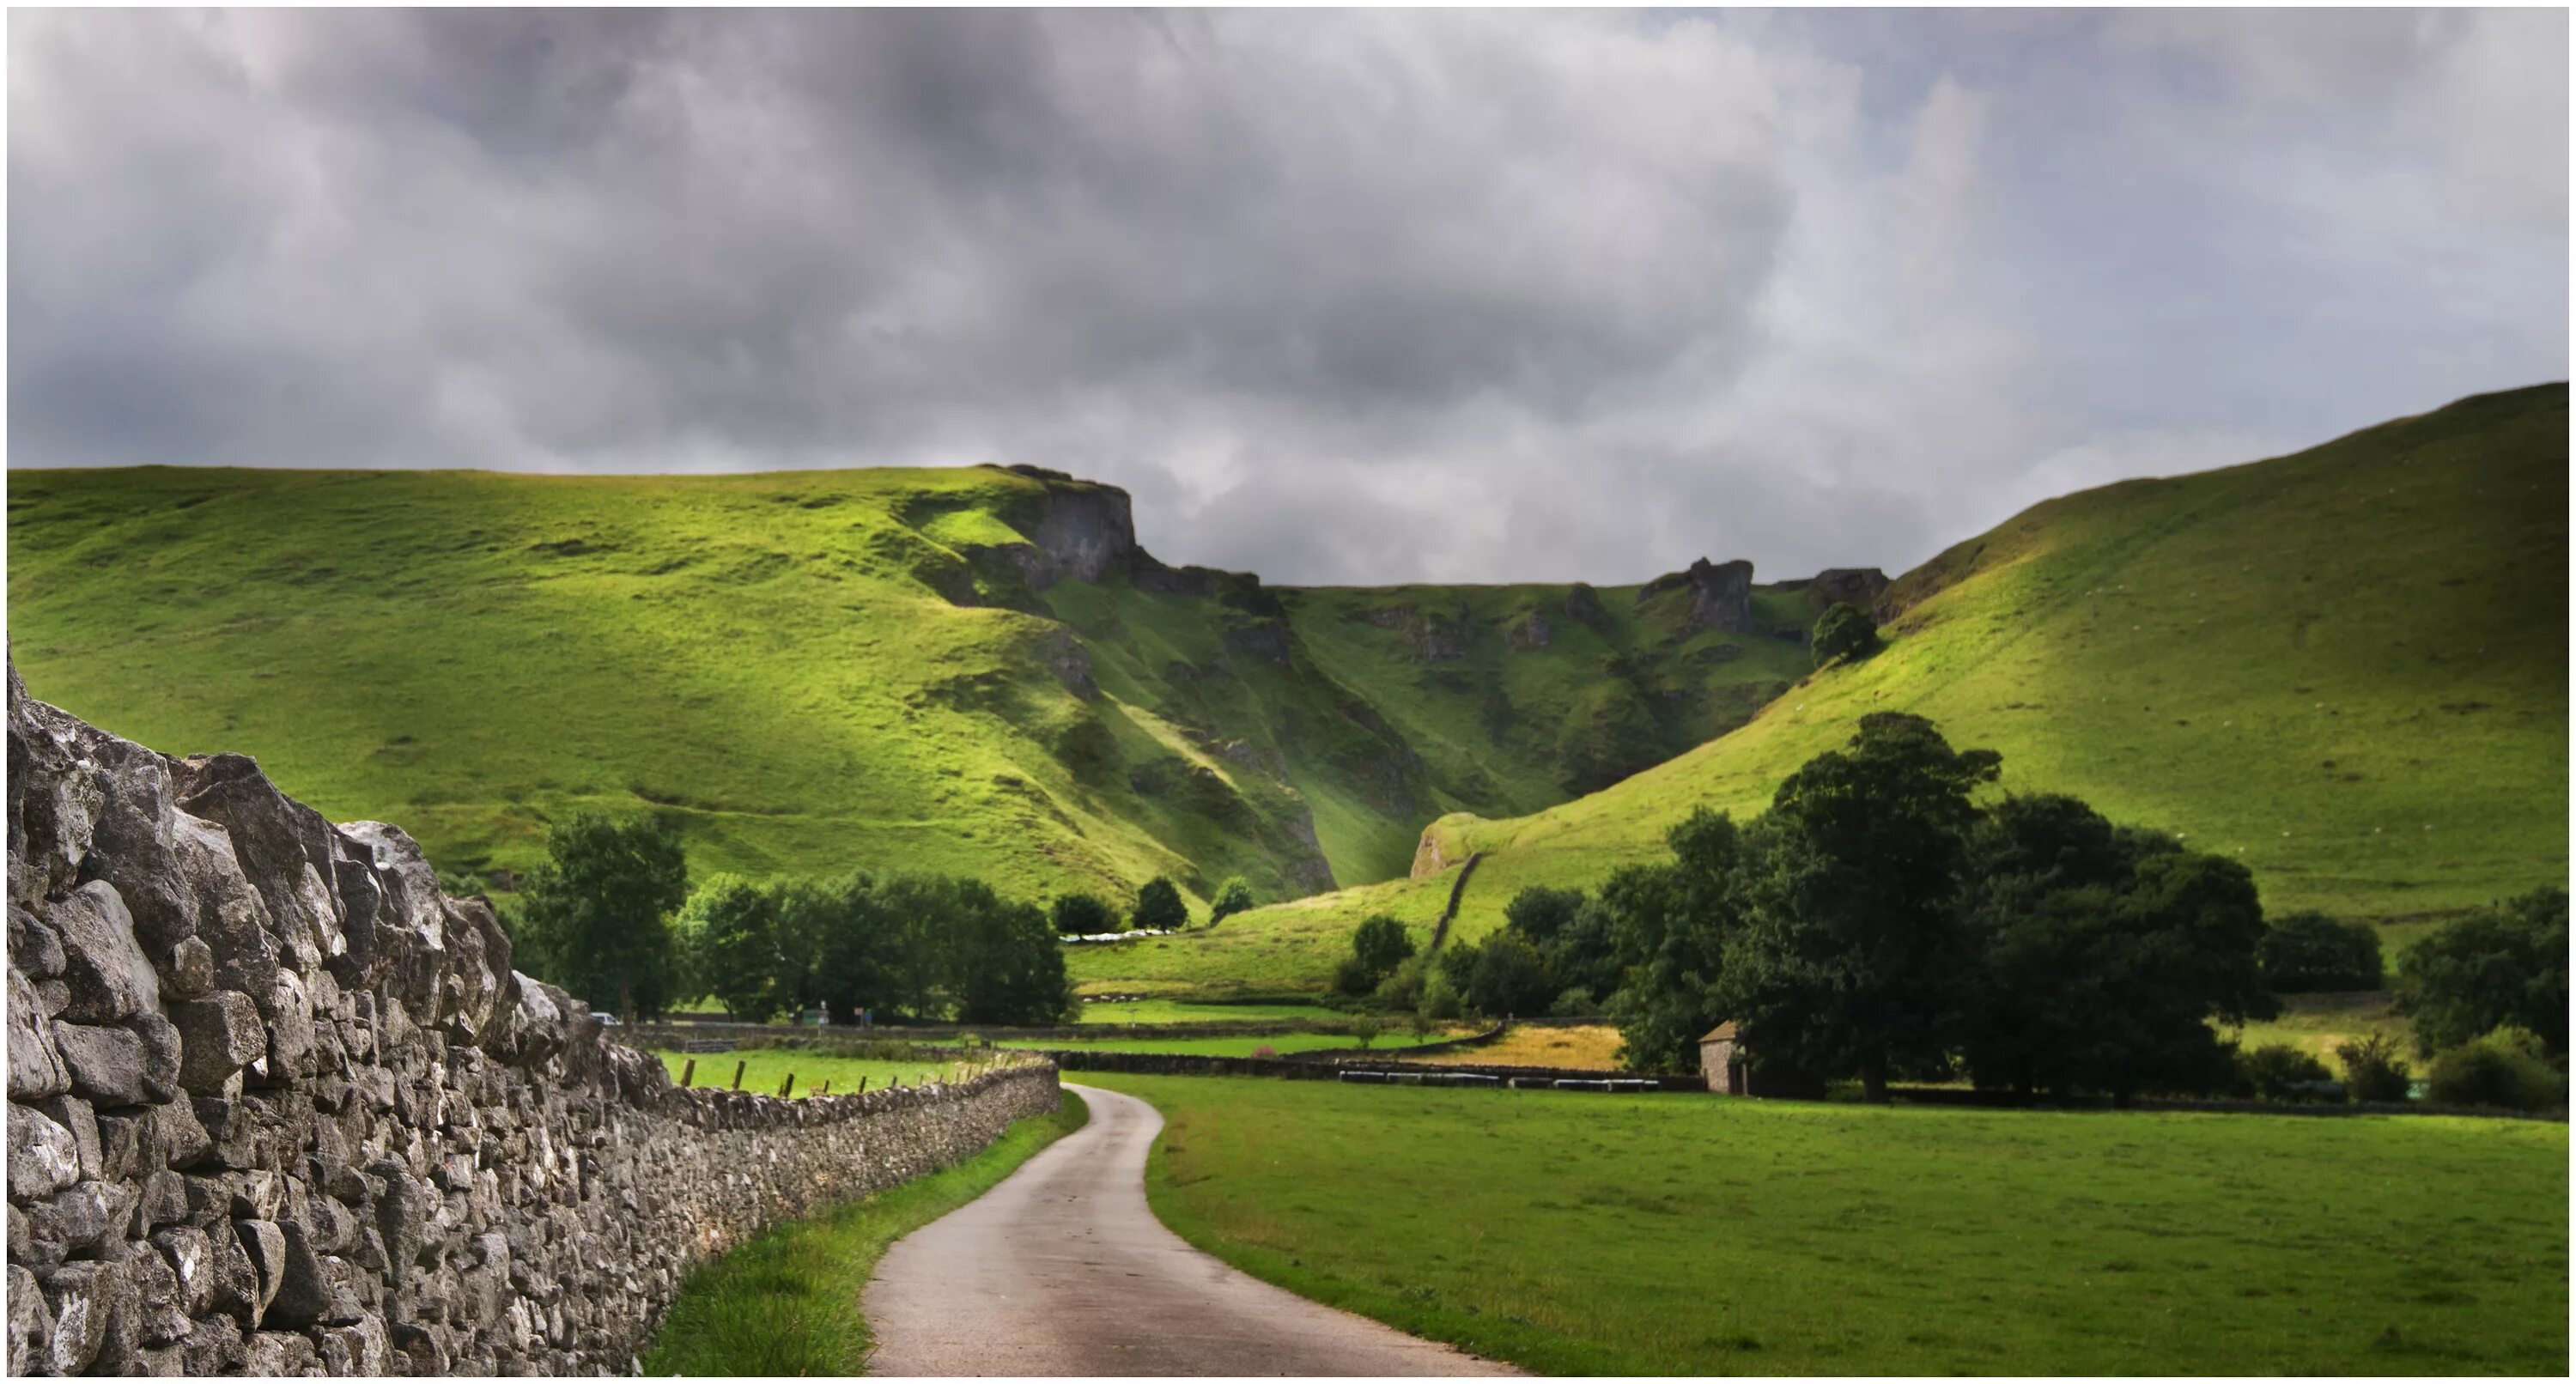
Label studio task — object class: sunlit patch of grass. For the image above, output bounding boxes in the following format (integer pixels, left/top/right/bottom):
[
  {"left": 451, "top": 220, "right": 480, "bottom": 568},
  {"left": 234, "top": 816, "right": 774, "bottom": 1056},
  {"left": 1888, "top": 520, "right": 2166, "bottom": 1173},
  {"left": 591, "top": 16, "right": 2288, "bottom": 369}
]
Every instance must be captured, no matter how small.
[{"left": 1091, "top": 1073, "right": 2567, "bottom": 1375}]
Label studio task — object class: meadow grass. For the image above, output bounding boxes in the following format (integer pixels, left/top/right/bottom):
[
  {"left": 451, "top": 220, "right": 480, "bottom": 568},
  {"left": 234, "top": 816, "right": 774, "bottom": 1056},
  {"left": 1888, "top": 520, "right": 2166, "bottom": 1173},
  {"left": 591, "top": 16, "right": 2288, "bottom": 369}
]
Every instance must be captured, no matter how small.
[
  {"left": 1000, "top": 1029, "right": 1463, "bottom": 1058},
  {"left": 639, "top": 1091, "right": 1089, "bottom": 1375},
  {"left": 1081, "top": 1073, "right": 2567, "bottom": 1375},
  {"left": 1066, "top": 997, "right": 1348, "bottom": 1025},
  {"left": 649, "top": 1047, "right": 1026, "bottom": 1097},
  {"left": 1406, "top": 1024, "right": 1628, "bottom": 1069},
  {"left": 2222, "top": 992, "right": 2406, "bottom": 1064},
  {"left": 1093, "top": 384, "right": 2569, "bottom": 997}
]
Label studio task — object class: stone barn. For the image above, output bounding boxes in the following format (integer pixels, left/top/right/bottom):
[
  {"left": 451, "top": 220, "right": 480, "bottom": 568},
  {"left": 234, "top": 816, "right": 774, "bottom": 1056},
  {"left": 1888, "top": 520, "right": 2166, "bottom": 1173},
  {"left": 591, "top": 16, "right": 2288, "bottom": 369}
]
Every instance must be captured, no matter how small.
[
  {"left": 1699, "top": 1022, "right": 1747, "bottom": 1095},
  {"left": 1698, "top": 1022, "right": 1826, "bottom": 1098}
]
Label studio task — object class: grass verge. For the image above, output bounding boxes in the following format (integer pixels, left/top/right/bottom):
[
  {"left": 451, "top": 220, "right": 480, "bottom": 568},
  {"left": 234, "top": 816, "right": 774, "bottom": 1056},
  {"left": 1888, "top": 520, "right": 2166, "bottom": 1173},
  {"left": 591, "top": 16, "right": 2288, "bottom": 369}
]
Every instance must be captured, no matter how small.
[
  {"left": 640, "top": 1090, "right": 1090, "bottom": 1375},
  {"left": 1083, "top": 1074, "right": 2565, "bottom": 1375}
]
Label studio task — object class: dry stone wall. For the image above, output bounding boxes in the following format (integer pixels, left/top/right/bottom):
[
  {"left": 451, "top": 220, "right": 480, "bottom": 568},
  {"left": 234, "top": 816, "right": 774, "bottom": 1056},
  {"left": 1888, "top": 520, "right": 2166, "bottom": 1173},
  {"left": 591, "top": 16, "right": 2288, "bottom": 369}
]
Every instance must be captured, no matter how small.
[{"left": 3, "top": 666, "right": 1060, "bottom": 1375}]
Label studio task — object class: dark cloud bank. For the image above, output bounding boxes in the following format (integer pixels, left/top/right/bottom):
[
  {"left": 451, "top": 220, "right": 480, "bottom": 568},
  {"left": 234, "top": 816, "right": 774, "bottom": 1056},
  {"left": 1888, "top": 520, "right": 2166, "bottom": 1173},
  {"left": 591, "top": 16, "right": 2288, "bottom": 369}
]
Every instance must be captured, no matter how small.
[{"left": 9, "top": 9, "right": 2566, "bottom": 583}]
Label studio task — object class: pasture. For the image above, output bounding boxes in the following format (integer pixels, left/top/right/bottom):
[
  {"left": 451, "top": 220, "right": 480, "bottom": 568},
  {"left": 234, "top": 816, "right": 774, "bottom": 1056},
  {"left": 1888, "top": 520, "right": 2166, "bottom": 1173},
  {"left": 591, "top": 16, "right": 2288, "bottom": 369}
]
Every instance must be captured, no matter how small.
[{"left": 1081, "top": 1074, "right": 2567, "bottom": 1375}]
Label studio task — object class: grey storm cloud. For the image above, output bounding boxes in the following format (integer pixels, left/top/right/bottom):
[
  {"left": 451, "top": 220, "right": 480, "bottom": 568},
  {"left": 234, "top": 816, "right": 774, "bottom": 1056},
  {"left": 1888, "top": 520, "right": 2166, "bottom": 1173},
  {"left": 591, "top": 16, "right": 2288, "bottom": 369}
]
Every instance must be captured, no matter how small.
[{"left": 9, "top": 8, "right": 2567, "bottom": 584}]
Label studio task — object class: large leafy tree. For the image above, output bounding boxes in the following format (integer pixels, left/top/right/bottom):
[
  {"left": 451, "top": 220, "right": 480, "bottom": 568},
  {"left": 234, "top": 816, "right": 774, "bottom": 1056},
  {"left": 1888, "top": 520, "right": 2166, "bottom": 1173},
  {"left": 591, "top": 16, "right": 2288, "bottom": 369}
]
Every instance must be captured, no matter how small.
[
  {"left": 1955, "top": 797, "right": 2275, "bottom": 1100},
  {"left": 2257, "top": 911, "right": 2385, "bottom": 992},
  {"left": 1465, "top": 932, "right": 1558, "bottom": 1019},
  {"left": 948, "top": 881, "right": 1074, "bottom": 1025},
  {"left": 1132, "top": 877, "right": 1188, "bottom": 932},
  {"left": 1716, "top": 713, "right": 2000, "bottom": 1100},
  {"left": 1811, "top": 601, "right": 1880, "bottom": 667},
  {"left": 1209, "top": 877, "right": 1257, "bottom": 924},
  {"left": 514, "top": 813, "right": 690, "bottom": 1023},
  {"left": 2395, "top": 889, "right": 2568, "bottom": 1056},
  {"left": 1050, "top": 892, "right": 1117, "bottom": 937},
  {"left": 680, "top": 876, "right": 785, "bottom": 1023},
  {"left": 1601, "top": 809, "right": 1747, "bottom": 1072}
]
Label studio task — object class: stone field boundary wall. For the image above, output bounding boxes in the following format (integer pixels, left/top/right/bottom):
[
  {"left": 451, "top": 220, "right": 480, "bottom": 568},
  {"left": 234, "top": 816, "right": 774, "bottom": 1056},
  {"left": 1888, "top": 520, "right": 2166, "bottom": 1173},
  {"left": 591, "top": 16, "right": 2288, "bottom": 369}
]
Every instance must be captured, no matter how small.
[{"left": 4, "top": 666, "right": 1061, "bottom": 1375}]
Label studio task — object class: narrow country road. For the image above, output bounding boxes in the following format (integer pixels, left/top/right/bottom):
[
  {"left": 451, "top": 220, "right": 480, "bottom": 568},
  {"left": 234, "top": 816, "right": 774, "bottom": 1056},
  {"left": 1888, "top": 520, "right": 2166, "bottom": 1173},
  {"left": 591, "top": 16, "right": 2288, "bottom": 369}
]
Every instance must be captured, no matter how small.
[{"left": 862, "top": 1084, "right": 1519, "bottom": 1376}]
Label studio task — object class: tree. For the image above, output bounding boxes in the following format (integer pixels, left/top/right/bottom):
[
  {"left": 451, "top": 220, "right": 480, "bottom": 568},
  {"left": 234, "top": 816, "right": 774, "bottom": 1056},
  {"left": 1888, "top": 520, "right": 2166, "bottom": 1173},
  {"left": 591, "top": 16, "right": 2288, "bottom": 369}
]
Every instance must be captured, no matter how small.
[
  {"left": 1600, "top": 810, "right": 1746, "bottom": 1073},
  {"left": 2394, "top": 889, "right": 2568, "bottom": 1056},
  {"left": 1349, "top": 1017, "right": 1382, "bottom": 1051},
  {"left": 1132, "top": 877, "right": 1189, "bottom": 932},
  {"left": 1466, "top": 932, "right": 1556, "bottom": 1019},
  {"left": 2336, "top": 1032, "right": 2412, "bottom": 1104},
  {"left": 1338, "top": 914, "right": 1416, "bottom": 996},
  {"left": 1210, "top": 877, "right": 1257, "bottom": 925},
  {"left": 1503, "top": 886, "right": 1585, "bottom": 944},
  {"left": 680, "top": 876, "right": 785, "bottom": 1023},
  {"left": 950, "top": 883, "right": 1075, "bottom": 1025},
  {"left": 1811, "top": 601, "right": 1879, "bottom": 667},
  {"left": 1050, "top": 892, "right": 1116, "bottom": 937},
  {"left": 2257, "top": 912, "right": 2384, "bottom": 992},
  {"left": 1717, "top": 713, "right": 2000, "bottom": 1100},
  {"left": 784, "top": 872, "right": 891, "bottom": 1023},
  {"left": 513, "top": 814, "right": 690, "bottom": 1024}
]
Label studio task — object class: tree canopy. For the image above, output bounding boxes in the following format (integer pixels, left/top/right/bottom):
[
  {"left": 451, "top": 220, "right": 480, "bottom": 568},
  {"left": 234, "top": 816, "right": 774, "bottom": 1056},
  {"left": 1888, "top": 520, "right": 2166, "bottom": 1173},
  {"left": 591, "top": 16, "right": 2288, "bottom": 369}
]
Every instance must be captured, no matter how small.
[
  {"left": 2394, "top": 889, "right": 2568, "bottom": 1056},
  {"left": 1811, "top": 601, "right": 1880, "bottom": 667},
  {"left": 1132, "top": 877, "right": 1189, "bottom": 932},
  {"left": 513, "top": 813, "right": 690, "bottom": 1023}
]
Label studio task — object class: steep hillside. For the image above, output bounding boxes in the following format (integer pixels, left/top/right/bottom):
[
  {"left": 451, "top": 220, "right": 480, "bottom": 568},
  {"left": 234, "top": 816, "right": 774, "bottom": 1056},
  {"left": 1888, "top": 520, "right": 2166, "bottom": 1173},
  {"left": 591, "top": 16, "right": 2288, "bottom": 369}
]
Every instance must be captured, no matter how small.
[
  {"left": 5, "top": 463, "right": 1837, "bottom": 911},
  {"left": 1090, "top": 384, "right": 2569, "bottom": 996}
]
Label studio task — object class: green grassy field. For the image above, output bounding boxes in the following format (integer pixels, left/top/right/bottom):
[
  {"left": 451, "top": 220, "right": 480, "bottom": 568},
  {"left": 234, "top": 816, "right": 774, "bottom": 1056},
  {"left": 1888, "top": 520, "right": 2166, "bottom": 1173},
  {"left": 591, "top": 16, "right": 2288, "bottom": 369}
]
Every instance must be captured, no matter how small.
[
  {"left": 7, "top": 462, "right": 1817, "bottom": 911},
  {"left": 1003, "top": 1029, "right": 1462, "bottom": 1058},
  {"left": 641, "top": 1092, "right": 1089, "bottom": 1375},
  {"left": 1097, "top": 385, "right": 2570, "bottom": 996},
  {"left": 1080, "top": 1074, "right": 2567, "bottom": 1375},
  {"left": 2223, "top": 992, "right": 2406, "bottom": 1065},
  {"left": 1067, "top": 998, "right": 1347, "bottom": 1025},
  {"left": 650, "top": 1047, "right": 1027, "bottom": 1096}
]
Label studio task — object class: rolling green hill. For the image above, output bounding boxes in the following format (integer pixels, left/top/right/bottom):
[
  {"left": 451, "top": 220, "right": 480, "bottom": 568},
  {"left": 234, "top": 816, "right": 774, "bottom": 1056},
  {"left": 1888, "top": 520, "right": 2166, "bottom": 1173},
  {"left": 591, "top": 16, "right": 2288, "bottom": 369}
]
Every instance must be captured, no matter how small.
[
  {"left": 5, "top": 462, "right": 1831, "bottom": 914},
  {"left": 1083, "top": 383, "right": 2570, "bottom": 996}
]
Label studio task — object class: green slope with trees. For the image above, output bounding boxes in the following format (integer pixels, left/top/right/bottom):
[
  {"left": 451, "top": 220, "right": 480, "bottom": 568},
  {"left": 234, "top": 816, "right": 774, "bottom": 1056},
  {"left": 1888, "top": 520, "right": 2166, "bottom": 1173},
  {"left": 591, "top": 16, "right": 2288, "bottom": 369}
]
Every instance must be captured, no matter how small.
[
  {"left": 1090, "top": 383, "right": 2568, "bottom": 996},
  {"left": 6, "top": 459, "right": 1828, "bottom": 920}
]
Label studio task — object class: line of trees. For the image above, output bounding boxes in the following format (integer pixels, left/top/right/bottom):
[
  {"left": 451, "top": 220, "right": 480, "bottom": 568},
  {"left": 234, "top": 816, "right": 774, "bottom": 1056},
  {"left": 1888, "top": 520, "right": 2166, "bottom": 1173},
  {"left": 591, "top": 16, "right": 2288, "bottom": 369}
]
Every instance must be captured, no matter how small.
[
  {"left": 1333, "top": 712, "right": 2568, "bottom": 1108},
  {"left": 507, "top": 814, "right": 1074, "bottom": 1027}
]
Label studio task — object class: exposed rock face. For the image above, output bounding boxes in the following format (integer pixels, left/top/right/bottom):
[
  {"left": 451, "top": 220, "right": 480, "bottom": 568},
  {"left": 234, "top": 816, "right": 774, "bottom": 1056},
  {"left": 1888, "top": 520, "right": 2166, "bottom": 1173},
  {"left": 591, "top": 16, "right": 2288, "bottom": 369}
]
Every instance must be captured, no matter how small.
[
  {"left": 1561, "top": 584, "right": 1610, "bottom": 634},
  {"left": 1635, "top": 558, "right": 1754, "bottom": 634},
  {"left": 1803, "top": 568, "right": 1889, "bottom": 615},
  {"left": 1504, "top": 611, "right": 1552, "bottom": 652},
  {"left": 1357, "top": 606, "right": 1473, "bottom": 663},
  {"left": 986, "top": 476, "right": 1138, "bottom": 588},
  {"left": 5, "top": 665, "right": 1060, "bottom": 1375},
  {"left": 1036, "top": 628, "right": 1098, "bottom": 701}
]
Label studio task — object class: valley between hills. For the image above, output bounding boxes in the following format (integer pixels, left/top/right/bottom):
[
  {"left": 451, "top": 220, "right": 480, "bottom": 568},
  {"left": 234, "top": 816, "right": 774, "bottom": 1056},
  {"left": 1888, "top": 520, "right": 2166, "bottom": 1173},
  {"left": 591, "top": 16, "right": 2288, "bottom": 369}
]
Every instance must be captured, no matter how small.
[{"left": 9, "top": 382, "right": 2565, "bottom": 1000}]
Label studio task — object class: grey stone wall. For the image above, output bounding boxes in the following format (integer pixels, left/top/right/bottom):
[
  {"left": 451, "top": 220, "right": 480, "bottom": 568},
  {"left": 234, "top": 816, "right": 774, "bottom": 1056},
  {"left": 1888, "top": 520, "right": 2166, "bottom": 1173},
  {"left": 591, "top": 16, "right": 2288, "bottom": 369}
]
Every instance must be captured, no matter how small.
[{"left": 4, "top": 667, "right": 1060, "bottom": 1375}]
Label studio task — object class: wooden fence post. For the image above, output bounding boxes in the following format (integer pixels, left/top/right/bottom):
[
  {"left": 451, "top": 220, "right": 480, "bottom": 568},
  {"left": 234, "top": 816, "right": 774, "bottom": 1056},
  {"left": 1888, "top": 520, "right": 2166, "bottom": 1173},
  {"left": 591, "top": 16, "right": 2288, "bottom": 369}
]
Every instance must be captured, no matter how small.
[
  {"left": 680, "top": 1059, "right": 696, "bottom": 1089},
  {"left": 732, "top": 1059, "right": 746, "bottom": 1091},
  {"left": 858, "top": 1077, "right": 869, "bottom": 1093},
  {"left": 780, "top": 1071, "right": 796, "bottom": 1098}
]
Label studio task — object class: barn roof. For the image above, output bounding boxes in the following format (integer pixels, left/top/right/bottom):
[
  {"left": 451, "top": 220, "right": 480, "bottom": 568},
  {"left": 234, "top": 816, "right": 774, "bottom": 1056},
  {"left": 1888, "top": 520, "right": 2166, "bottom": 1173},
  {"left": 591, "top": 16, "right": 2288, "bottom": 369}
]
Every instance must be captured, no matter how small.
[{"left": 1699, "top": 1021, "right": 1737, "bottom": 1042}]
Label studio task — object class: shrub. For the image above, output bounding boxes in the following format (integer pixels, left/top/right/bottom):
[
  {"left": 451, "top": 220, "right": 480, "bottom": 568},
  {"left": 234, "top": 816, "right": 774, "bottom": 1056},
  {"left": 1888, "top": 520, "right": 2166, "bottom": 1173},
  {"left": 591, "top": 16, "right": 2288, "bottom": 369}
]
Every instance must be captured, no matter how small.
[
  {"left": 2257, "top": 911, "right": 2385, "bottom": 992},
  {"left": 2335, "top": 1032, "right": 2413, "bottom": 1104},
  {"left": 1420, "top": 970, "right": 1463, "bottom": 1023},
  {"left": 1350, "top": 915, "right": 1416, "bottom": 981},
  {"left": 1049, "top": 892, "right": 1117, "bottom": 937},
  {"left": 2239, "top": 1042, "right": 2333, "bottom": 1101},
  {"left": 1210, "top": 877, "right": 1257, "bottom": 925},
  {"left": 1548, "top": 986, "right": 1601, "bottom": 1018},
  {"left": 2427, "top": 1028, "right": 2567, "bottom": 1112},
  {"left": 1331, "top": 956, "right": 1376, "bottom": 997},
  {"left": 1374, "top": 955, "right": 1431, "bottom": 1012},
  {"left": 1349, "top": 1018, "right": 1382, "bottom": 1051},
  {"left": 1131, "top": 877, "right": 1188, "bottom": 932}
]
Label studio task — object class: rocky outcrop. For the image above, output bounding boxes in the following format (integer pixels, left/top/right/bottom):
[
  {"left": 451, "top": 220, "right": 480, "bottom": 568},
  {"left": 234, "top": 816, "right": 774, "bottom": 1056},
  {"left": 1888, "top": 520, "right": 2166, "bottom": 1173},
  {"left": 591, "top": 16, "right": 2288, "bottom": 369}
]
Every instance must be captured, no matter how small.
[
  {"left": 1562, "top": 584, "right": 1610, "bottom": 634},
  {"left": 1801, "top": 568, "right": 1888, "bottom": 615},
  {"left": 4, "top": 666, "right": 1060, "bottom": 1375},
  {"left": 1504, "top": 611, "right": 1552, "bottom": 652},
  {"left": 1634, "top": 558, "right": 1754, "bottom": 634},
  {"left": 1356, "top": 606, "right": 1473, "bottom": 663}
]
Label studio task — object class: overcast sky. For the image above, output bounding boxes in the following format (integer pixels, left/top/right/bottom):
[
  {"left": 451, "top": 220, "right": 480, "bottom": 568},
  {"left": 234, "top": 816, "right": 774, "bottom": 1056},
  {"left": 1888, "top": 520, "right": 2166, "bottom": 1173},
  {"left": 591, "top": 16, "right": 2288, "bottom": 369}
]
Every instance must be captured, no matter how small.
[{"left": 9, "top": 9, "right": 2567, "bottom": 584}]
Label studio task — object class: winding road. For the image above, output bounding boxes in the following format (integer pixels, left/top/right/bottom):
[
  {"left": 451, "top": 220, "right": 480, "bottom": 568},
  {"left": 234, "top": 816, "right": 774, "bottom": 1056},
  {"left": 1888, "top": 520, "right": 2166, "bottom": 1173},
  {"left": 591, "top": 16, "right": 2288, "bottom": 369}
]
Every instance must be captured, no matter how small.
[{"left": 862, "top": 1084, "right": 1518, "bottom": 1376}]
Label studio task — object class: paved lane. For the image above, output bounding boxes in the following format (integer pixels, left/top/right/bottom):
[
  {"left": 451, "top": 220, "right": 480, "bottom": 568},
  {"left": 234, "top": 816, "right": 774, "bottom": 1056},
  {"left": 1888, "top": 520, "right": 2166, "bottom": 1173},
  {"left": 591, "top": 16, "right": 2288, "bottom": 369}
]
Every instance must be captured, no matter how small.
[{"left": 863, "top": 1084, "right": 1518, "bottom": 1376}]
